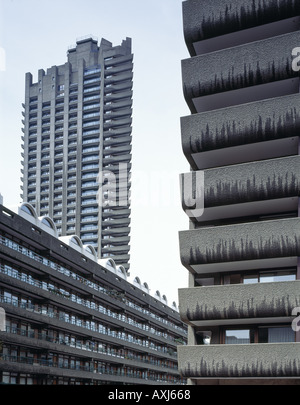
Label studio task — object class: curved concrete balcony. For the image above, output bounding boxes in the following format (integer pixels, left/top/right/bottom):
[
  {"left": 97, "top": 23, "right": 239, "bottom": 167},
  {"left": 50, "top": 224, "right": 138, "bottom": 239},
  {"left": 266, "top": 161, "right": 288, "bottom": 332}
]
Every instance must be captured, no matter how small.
[
  {"left": 101, "top": 236, "right": 130, "bottom": 246},
  {"left": 105, "top": 71, "right": 133, "bottom": 85},
  {"left": 104, "top": 89, "right": 132, "bottom": 102},
  {"left": 103, "top": 117, "right": 131, "bottom": 131},
  {"left": 104, "top": 135, "right": 131, "bottom": 147},
  {"left": 103, "top": 144, "right": 132, "bottom": 156},
  {"left": 179, "top": 281, "right": 300, "bottom": 326},
  {"left": 110, "top": 253, "right": 130, "bottom": 264},
  {"left": 104, "top": 126, "right": 132, "bottom": 137},
  {"left": 103, "top": 154, "right": 131, "bottom": 165},
  {"left": 180, "top": 155, "right": 300, "bottom": 221},
  {"left": 183, "top": 0, "right": 300, "bottom": 56},
  {"left": 178, "top": 343, "right": 300, "bottom": 379},
  {"left": 103, "top": 163, "right": 132, "bottom": 174},
  {"left": 181, "top": 93, "right": 300, "bottom": 169},
  {"left": 182, "top": 31, "right": 299, "bottom": 113},
  {"left": 102, "top": 208, "right": 131, "bottom": 219},
  {"left": 105, "top": 98, "right": 132, "bottom": 111},
  {"left": 102, "top": 245, "right": 130, "bottom": 256},
  {"left": 102, "top": 217, "right": 130, "bottom": 227},
  {"left": 179, "top": 217, "right": 300, "bottom": 274},
  {"left": 104, "top": 107, "right": 132, "bottom": 120},
  {"left": 102, "top": 227, "right": 130, "bottom": 236},
  {"left": 105, "top": 61, "right": 133, "bottom": 76},
  {"left": 107, "top": 81, "right": 132, "bottom": 94}
]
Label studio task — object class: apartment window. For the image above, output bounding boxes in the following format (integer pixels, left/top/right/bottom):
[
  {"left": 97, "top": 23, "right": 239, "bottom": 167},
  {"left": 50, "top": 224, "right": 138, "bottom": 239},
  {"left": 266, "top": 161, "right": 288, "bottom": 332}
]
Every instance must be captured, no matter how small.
[
  {"left": 225, "top": 329, "right": 254, "bottom": 345},
  {"left": 243, "top": 270, "right": 296, "bottom": 284},
  {"left": 258, "top": 327, "right": 295, "bottom": 343},
  {"left": 224, "top": 326, "right": 295, "bottom": 345}
]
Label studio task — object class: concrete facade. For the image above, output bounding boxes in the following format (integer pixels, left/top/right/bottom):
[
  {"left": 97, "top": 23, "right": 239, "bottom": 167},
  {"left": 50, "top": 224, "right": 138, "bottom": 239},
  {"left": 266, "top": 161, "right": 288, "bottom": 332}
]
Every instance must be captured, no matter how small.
[
  {"left": 21, "top": 36, "right": 133, "bottom": 271},
  {"left": 0, "top": 203, "right": 187, "bottom": 385},
  {"left": 178, "top": 0, "right": 300, "bottom": 385}
]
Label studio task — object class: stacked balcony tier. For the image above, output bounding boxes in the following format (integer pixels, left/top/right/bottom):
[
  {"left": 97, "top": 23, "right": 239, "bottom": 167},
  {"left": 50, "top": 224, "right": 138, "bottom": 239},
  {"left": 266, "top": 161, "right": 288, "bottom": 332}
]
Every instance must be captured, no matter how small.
[{"left": 178, "top": 343, "right": 300, "bottom": 379}]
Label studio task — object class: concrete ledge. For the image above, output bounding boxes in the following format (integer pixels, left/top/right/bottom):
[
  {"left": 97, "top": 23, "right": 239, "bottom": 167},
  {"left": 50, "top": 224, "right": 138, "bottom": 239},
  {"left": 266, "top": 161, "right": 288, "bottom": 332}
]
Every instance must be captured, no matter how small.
[
  {"left": 179, "top": 217, "right": 300, "bottom": 270},
  {"left": 181, "top": 93, "right": 300, "bottom": 169},
  {"left": 179, "top": 281, "right": 300, "bottom": 324},
  {"left": 180, "top": 156, "right": 300, "bottom": 219},
  {"left": 182, "top": 31, "right": 299, "bottom": 107},
  {"left": 183, "top": 0, "right": 300, "bottom": 55},
  {"left": 178, "top": 343, "right": 300, "bottom": 378}
]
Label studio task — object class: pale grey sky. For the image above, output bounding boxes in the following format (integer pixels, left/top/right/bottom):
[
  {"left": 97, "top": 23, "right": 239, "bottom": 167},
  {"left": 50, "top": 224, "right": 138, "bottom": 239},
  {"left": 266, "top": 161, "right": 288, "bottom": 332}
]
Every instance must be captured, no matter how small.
[{"left": 0, "top": 0, "right": 190, "bottom": 305}]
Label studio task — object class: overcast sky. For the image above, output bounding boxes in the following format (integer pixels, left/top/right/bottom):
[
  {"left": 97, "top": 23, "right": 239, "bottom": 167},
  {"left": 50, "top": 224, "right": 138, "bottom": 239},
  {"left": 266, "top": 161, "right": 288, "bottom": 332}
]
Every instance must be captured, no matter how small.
[{"left": 0, "top": 0, "right": 191, "bottom": 306}]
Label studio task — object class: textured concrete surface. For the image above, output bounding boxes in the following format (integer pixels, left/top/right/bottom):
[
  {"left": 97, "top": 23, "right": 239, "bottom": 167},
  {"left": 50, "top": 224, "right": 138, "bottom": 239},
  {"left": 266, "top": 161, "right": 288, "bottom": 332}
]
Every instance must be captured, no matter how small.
[
  {"left": 183, "top": 0, "right": 300, "bottom": 52},
  {"left": 179, "top": 217, "right": 300, "bottom": 266},
  {"left": 179, "top": 281, "right": 300, "bottom": 322},
  {"left": 182, "top": 31, "right": 300, "bottom": 101},
  {"left": 180, "top": 155, "right": 300, "bottom": 210},
  {"left": 178, "top": 343, "right": 300, "bottom": 378},
  {"left": 181, "top": 93, "right": 300, "bottom": 156}
]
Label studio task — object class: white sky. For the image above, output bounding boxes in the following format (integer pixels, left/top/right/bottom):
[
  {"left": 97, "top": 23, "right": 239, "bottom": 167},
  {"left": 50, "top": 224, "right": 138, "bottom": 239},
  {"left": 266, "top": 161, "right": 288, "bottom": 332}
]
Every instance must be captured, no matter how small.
[{"left": 0, "top": 0, "right": 191, "bottom": 306}]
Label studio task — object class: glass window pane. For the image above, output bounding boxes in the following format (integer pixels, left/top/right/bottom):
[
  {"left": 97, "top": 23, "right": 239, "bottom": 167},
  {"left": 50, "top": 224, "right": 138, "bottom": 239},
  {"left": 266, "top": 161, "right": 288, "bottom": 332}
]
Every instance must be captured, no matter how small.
[
  {"left": 260, "top": 273, "right": 296, "bottom": 283},
  {"left": 268, "top": 327, "right": 295, "bottom": 343},
  {"left": 225, "top": 330, "right": 250, "bottom": 344},
  {"left": 243, "top": 275, "right": 258, "bottom": 284}
]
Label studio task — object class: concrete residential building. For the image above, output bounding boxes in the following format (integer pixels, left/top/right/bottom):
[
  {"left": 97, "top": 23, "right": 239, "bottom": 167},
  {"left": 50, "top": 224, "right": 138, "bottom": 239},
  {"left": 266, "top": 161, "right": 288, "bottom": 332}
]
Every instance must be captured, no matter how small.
[
  {"left": 178, "top": 0, "right": 300, "bottom": 384},
  {"left": 21, "top": 36, "right": 133, "bottom": 271},
  {"left": 0, "top": 201, "right": 187, "bottom": 385}
]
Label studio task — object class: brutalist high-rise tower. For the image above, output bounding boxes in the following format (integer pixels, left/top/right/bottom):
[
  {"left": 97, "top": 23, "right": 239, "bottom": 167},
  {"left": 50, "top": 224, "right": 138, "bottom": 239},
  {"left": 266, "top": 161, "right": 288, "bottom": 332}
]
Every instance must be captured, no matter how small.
[
  {"left": 178, "top": 0, "right": 300, "bottom": 384},
  {"left": 21, "top": 36, "right": 133, "bottom": 271}
]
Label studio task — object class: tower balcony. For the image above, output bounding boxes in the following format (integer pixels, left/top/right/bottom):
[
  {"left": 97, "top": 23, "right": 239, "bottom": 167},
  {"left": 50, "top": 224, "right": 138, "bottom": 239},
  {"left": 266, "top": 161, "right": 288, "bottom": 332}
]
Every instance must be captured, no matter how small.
[
  {"left": 182, "top": 31, "right": 300, "bottom": 113},
  {"left": 181, "top": 93, "right": 300, "bottom": 169},
  {"left": 102, "top": 217, "right": 130, "bottom": 227},
  {"left": 102, "top": 227, "right": 130, "bottom": 237},
  {"left": 180, "top": 155, "right": 300, "bottom": 222},
  {"left": 104, "top": 98, "right": 132, "bottom": 111},
  {"left": 179, "top": 217, "right": 300, "bottom": 274},
  {"left": 103, "top": 89, "right": 132, "bottom": 102},
  {"left": 183, "top": 0, "right": 300, "bottom": 56},
  {"left": 103, "top": 144, "right": 132, "bottom": 156},
  {"left": 101, "top": 236, "right": 130, "bottom": 245},
  {"left": 103, "top": 153, "right": 131, "bottom": 165},
  {"left": 104, "top": 107, "right": 132, "bottom": 120},
  {"left": 104, "top": 135, "right": 131, "bottom": 147},
  {"left": 179, "top": 281, "right": 300, "bottom": 326},
  {"left": 178, "top": 343, "right": 300, "bottom": 379}
]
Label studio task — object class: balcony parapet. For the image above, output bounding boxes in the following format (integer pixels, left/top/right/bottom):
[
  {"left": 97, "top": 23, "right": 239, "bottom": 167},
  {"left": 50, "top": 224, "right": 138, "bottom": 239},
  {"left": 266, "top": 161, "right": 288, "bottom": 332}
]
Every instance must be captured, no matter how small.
[
  {"left": 179, "top": 217, "right": 300, "bottom": 273},
  {"left": 181, "top": 93, "right": 300, "bottom": 169},
  {"left": 180, "top": 155, "right": 300, "bottom": 221},
  {"left": 183, "top": 0, "right": 300, "bottom": 55},
  {"left": 179, "top": 281, "right": 300, "bottom": 325},
  {"left": 182, "top": 32, "right": 299, "bottom": 112},
  {"left": 178, "top": 343, "right": 300, "bottom": 379}
]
